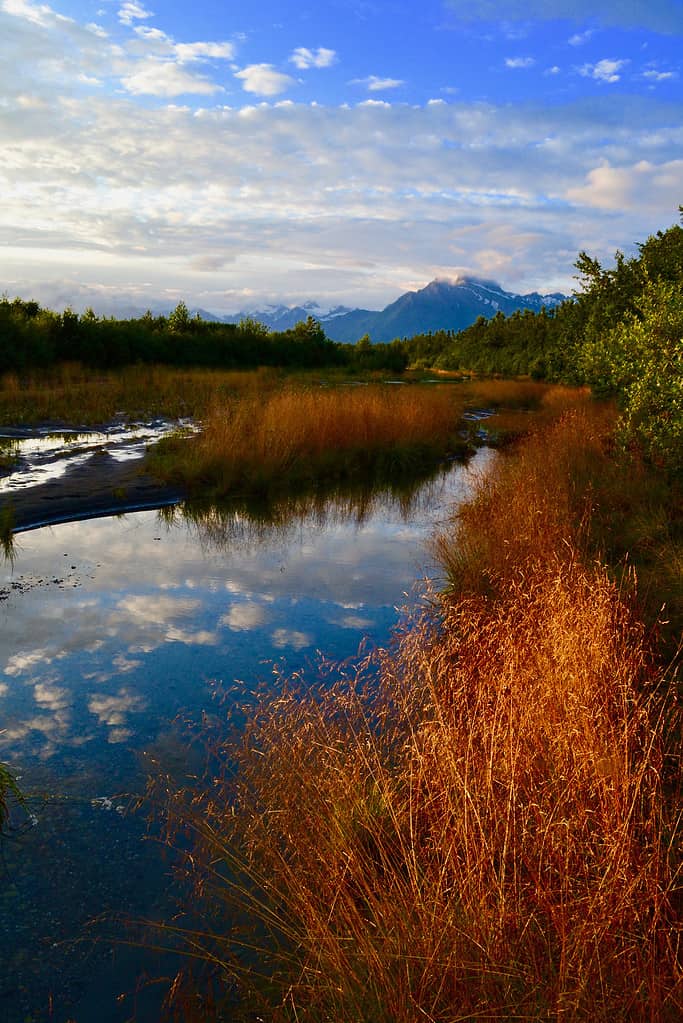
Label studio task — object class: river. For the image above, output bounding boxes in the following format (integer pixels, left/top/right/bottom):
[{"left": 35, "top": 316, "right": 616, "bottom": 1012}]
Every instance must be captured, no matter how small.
[{"left": 0, "top": 449, "right": 490, "bottom": 1022}]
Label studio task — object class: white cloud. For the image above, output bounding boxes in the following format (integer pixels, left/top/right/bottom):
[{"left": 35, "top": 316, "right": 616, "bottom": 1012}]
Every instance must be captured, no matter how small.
[
  {"left": 568, "top": 30, "right": 595, "bottom": 45},
  {"left": 121, "top": 59, "right": 222, "bottom": 96},
  {"left": 545, "top": 66, "right": 561, "bottom": 75},
  {"left": 118, "top": 2, "right": 153, "bottom": 26},
  {"left": 2, "top": 0, "right": 53, "bottom": 26},
  {"left": 579, "top": 58, "right": 629, "bottom": 83},
  {"left": 505, "top": 57, "right": 535, "bottom": 69},
  {"left": 643, "top": 68, "right": 677, "bottom": 82},
  {"left": 235, "top": 63, "right": 296, "bottom": 96},
  {"left": 175, "top": 41, "right": 236, "bottom": 63},
  {"left": 353, "top": 75, "right": 404, "bottom": 91},
  {"left": 1, "top": 0, "right": 682, "bottom": 309},
  {"left": 567, "top": 158, "right": 683, "bottom": 211},
  {"left": 290, "top": 46, "right": 337, "bottom": 70}
]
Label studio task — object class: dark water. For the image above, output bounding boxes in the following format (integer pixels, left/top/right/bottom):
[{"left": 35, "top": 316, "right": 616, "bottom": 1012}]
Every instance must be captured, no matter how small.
[{"left": 0, "top": 452, "right": 490, "bottom": 1022}]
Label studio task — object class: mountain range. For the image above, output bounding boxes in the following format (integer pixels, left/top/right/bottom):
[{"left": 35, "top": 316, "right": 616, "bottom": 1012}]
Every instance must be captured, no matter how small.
[
  {"left": 15, "top": 276, "right": 566, "bottom": 341},
  {"left": 220, "top": 277, "right": 566, "bottom": 343}
]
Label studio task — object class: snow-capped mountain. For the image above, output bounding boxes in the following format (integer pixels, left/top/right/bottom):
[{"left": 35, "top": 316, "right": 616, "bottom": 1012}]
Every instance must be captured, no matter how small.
[
  {"left": 222, "top": 277, "right": 565, "bottom": 342},
  {"left": 220, "top": 301, "right": 356, "bottom": 332},
  {"left": 317, "top": 277, "right": 566, "bottom": 343}
]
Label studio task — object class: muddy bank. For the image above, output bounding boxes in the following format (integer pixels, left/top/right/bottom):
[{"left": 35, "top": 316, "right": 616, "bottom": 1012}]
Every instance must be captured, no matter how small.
[
  {"left": 0, "top": 422, "right": 188, "bottom": 533},
  {"left": 4, "top": 453, "right": 185, "bottom": 533}
]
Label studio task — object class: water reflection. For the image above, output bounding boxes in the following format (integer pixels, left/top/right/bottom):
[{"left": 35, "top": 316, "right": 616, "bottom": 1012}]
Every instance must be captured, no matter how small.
[
  {"left": 0, "top": 449, "right": 492, "bottom": 1022},
  {"left": 0, "top": 420, "right": 194, "bottom": 496}
]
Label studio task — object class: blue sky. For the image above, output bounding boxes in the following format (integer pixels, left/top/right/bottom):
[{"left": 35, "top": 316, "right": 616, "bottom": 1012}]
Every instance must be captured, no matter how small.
[{"left": 1, "top": 0, "right": 682, "bottom": 313}]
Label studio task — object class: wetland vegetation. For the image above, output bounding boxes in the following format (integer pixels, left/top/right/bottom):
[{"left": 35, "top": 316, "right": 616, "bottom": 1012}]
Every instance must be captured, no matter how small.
[{"left": 0, "top": 215, "right": 681, "bottom": 1020}]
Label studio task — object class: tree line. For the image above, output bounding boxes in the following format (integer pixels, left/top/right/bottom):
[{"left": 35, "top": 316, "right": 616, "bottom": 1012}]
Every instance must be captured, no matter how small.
[
  {"left": 0, "top": 303, "right": 408, "bottom": 375},
  {"left": 404, "top": 210, "right": 683, "bottom": 470}
]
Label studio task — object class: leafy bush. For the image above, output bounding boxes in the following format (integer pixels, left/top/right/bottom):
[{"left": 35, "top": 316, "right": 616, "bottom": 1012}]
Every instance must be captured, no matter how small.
[{"left": 580, "top": 278, "right": 682, "bottom": 473}]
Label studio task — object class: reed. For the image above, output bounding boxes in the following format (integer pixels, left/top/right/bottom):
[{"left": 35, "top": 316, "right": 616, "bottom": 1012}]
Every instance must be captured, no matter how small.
[
  {"left": 151, "top": 384, "right": 470, "bottom": 496},
  {"left": 0, "top": 363, "right": 283, "bottom": 425},
  {"left": 147, "top": 400, "right": 681, "bottom": 1021}
]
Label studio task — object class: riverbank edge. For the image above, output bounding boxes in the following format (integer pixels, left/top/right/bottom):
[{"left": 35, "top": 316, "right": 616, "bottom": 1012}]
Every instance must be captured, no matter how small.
[{"left": 3, "top": 454, "right": 186, "bottom": 535}]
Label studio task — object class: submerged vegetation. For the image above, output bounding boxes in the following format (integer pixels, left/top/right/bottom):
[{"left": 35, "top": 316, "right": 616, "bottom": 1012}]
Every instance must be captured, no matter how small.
[{"left": 0, "top": 761, "right": 22, "bottom": 832}]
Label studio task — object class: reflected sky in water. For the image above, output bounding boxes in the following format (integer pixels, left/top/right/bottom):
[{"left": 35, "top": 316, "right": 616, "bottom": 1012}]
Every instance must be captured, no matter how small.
[
  {"left": 0, "top": 450, "right": 491, "bottom": 1022},
  {"left": 0, "top": 420, "right": 193, "bottom": 495},
  {"left": 1, "top": 451, "right": 492, "bottom": 791}
]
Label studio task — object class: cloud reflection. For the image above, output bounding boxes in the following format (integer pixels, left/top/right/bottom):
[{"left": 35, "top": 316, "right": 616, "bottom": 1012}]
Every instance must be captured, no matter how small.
[
  {"left": 220, "top": 602, "right": 269, "bottom": 631},
  {"left": 0, "top": 455, "right": 490, "bottom": 768}
]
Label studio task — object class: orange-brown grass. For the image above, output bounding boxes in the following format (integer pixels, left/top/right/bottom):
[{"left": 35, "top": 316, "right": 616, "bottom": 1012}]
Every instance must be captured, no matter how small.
[
  {"left": 148, "top": 402, "right": 681, "bottom": 1021},
  {"left": 434, "top": 402, "right": 618, "bottom": 597},
  {"left": 152, "top": 566, "right": 680, "bottom": 1021},
  {"left": 153, "top": 384, "right": 470, "bottom": 495},
  {"left": 0, "top": 363, "right": 282, "bottom": 425},
  {"left": 460, "top": 378, "right": 552, "bottom": 410},
  {"left": 436, "top": 400, "right": 682, "bottom": 646}
]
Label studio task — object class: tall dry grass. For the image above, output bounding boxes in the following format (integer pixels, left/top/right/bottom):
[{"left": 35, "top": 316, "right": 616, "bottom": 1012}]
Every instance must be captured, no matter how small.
[
  {"left": 434, "top": 402, "right": 616, "bottom": 596},
  {"left": 149, "top": 400, "right": 681, "bottom": 1021},
  {"left": 154, "top": 384, "right": 470, "bottom": 495},
  {"left": 0, "top": 363, "right": 281, "bottom": 424}
]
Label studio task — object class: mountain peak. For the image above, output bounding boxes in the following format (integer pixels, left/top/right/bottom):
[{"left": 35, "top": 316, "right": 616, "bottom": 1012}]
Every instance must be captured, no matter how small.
[
  {"left": 215, "top": 275, "right": 567, "bottom": 344},
  {"left": 429, "top": 274, "right": 501, "bottom": 290}
]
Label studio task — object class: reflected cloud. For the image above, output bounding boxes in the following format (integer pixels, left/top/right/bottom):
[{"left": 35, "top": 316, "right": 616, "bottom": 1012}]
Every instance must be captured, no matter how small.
[
  {"left": 271, "top": 628, "right": 314, "bottom": 651},
  {"left": 164, "top": 626, "right": 218, "bottom": 646},
  {"left": 33, "top": 681, "right": 71, "bottom": 711},
  {"left": 107, "top": 727, "right": 133, "bottom": 744},
  {"left": 115, "top": 594, "right": 201, "bottom": 624},
  {"left": 112, "top": 654, "right": 142, "bottom": 673},
  {"left": 4, "top": 649, "right": 52, "bottom": 676},
  {"left": 88, "top": 688, "right": 147, "bottom": 729},
  {"left": 0, "top": 455, "right": 489, "bottom": 770},
  {"left": 220, "top": 602, "right": 268, "bottom": 631},
  {"left": 336, "top": 614, "right": 375, "bottom": 630}
]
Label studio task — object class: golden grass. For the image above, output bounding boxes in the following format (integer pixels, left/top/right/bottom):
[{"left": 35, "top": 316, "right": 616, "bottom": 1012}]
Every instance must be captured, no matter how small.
[
  {"left": 147, "top": 398, "right": 681, "bottom": 1021},
  {"left": 460, "top": 377, "right": 552, "bottom": 409},
  {"left": 434, "top": 402, "right": 616, "bottom": 596},
  {"left": 0, "top": 363, "right": 283, "bottom": 424},
  {"left": 152, "top": 384, "right": 471, "bottom": 495}
]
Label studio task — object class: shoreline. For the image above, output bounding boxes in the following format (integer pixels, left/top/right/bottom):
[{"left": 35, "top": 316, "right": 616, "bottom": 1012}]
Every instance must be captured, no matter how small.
[{"left": 2, "top": 453, "right": 185, "bottom": 534}]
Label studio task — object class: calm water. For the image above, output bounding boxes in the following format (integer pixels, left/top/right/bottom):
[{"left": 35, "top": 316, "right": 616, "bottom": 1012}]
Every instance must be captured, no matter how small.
[{"left": 0, "top": 452, "right": 490, "bottom": 1022}]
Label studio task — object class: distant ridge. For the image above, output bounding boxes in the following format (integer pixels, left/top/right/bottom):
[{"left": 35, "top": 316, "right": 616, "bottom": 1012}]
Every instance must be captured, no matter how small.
[
  {"left": 6, "top": 277, "right": 565, "bottom": 340},
  {"left": 223, "top": 277, "right": 566, "bottom": 343},
  {"left": 318, "top": 277, "right": 566, "bottom": 343}
]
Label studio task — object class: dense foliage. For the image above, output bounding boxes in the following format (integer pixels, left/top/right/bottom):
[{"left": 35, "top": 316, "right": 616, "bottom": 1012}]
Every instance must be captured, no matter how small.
[{"left": 0, "top": 303, "right": 407, "bottom": 375}]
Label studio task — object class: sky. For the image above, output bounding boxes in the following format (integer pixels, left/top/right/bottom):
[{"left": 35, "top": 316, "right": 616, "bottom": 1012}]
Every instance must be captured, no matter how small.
[{"left": 1, "top": 0, "right": 682, "bottom": 314}]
